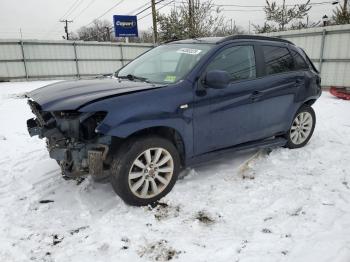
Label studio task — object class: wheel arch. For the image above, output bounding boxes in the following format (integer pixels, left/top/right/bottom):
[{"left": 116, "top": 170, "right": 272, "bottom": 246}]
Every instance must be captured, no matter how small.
[
  {"left": 110, "top": 126, "right": 186, "bottom": 167},
  {"left": 303, "top": 99, "right": 317, "bottom": 106}
]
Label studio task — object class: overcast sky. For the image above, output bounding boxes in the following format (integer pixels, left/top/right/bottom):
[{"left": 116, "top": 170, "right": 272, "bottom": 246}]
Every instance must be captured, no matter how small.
[{"left": 0, "top": 0, "right": 337, "bottom": 40}]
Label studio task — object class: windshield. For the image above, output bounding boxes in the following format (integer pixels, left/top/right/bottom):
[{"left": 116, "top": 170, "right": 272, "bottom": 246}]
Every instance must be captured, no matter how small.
[{"left": 117, "top": 43, "right": 213, "bottom": 84}]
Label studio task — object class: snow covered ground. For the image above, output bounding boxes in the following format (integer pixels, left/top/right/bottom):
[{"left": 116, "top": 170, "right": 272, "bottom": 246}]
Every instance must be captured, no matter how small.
[{"left": 0, "top": 81, "right": 349, "bottom": 262}]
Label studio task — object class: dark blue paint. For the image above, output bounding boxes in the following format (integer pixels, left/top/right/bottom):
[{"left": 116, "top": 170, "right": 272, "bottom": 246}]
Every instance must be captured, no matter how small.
[{"left": 28, "top": 38, "right": 321, "bottom": 166}]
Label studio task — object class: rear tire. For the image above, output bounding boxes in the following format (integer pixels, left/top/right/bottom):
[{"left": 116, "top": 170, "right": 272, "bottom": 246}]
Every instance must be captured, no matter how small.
[
  {"left": 110, "top": 136, "right": 180, "bottom": 206},
  {"left": 286, "top": 105, "right": 316, "bottom": 149}
]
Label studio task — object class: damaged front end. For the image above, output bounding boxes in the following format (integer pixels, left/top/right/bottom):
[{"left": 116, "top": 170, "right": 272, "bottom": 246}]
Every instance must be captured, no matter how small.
[{"left": 27, "top": 99, "right": 111, "bottom": 179}]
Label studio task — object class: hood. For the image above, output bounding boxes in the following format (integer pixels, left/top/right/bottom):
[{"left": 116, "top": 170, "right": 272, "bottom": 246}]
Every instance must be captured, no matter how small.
[{"left": 28, "top": 78, "right": 163, "bottom": 111}]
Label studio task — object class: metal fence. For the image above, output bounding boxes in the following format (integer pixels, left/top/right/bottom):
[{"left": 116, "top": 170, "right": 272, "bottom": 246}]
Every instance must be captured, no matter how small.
[
  {"left": 1, "top": 24, "right": 350, "bottom": 86},
  {"left": 0, "top": 39, "right": 153, "bottom": 81},
  {"left": 264, "top": 24, "right": 350, "bottom": 87}
]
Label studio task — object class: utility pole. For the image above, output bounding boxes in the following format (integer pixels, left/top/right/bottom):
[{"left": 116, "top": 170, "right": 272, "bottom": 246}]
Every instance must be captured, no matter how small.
[
  {"left": 281, "top": 0, "right": 286, "bottom": 30},
  {"left": 344, "top": 0, "right": 348, "bottom": 13},
  {"left": 188, "top": 0, "right": 193, "bottom": 38},
  {"left": 151, "top": 0, "right": 158, "bottom": 44},
  {"left": 105, "top": 26, "right": 111, "bottom": 42},
  {"left": 59, "top": 19, "right": 73, "bottom": 40}
]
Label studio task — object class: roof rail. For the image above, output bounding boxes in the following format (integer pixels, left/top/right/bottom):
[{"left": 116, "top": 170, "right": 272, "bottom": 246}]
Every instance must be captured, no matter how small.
[{"left": 218, "top": 35, "right": 294, "bottom": 45}]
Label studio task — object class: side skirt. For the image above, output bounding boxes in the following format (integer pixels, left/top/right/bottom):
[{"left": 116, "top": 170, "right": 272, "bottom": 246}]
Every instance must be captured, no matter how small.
[{"left": 186, "top": 137, "right": 287, "bottom": 167}]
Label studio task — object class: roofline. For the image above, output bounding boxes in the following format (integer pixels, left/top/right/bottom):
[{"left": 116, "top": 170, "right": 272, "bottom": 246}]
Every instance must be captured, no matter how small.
[
  {"left": 164, "top": 35, "right": 295, "bottom": 45},
  {"left": 218, "top": 35, "right": 294, "bottom": 45}
]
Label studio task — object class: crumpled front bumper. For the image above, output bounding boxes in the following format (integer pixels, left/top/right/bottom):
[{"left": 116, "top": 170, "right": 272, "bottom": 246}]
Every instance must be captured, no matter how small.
[{"left": 26, "top": 115, "right": 111, "bottom": 179}]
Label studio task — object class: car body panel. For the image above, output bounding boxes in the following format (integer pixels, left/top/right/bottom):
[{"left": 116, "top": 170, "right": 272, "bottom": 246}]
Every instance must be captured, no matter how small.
[
  {"left": 79, "top": 81, "right": 195, "bottom": 158},
  {"left": 27, "top": 78, "right": 163, "bottom": 111}
]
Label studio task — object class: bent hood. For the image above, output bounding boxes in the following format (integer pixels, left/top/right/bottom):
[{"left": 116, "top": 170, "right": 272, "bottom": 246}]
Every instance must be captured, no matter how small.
[{"left": 28, "top": 78, "right": 163, "bottom": 111}]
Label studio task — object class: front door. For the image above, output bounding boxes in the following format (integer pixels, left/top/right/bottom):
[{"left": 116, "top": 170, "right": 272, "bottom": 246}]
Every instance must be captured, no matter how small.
[{"left": 193, "top": 44, "right": 263, "bottom": 155}]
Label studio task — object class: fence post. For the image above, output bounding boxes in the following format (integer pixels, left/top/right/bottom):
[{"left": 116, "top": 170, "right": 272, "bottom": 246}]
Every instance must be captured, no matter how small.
[
  {"left": 319, "top": 29, "right": 326, "bottom": 73},
  {"left": 119, "top": 43, "right": 124, "bottom": 67},
  {"left": 73, "top": 42, "right": 80, "bottom": 79},
  {"left": 20, "top": 40, "right": 28, "bottom": 80}
]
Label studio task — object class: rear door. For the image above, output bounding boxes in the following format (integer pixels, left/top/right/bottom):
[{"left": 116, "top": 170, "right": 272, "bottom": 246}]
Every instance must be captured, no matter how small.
[{"left": 250, "top": 44, "right": 304, "bottom": 139}]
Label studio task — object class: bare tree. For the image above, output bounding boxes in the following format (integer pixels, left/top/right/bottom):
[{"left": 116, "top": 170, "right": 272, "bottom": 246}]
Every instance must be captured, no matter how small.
[
  {"left": 77, "top": 20, "right": 112, "bottom": 41},
  {"left": 156, "top": 0, "right": 228, "bottom": 42},
  {"left": 332, "top": 0, "right": 350, "bottom": 25},
  {"left": 253, "top": 22, "right": 278, "bottom": 34},
  {"left": 261, "top": 0, "right": 312, "bottom": 31}
]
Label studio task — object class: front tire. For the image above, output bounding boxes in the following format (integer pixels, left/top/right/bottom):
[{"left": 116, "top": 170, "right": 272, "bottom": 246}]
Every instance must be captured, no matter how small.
[
  {"left": 110, "top": 136, "right": 181, "bottom": 206},
  {"left": 286, "top": 105, "right": 316, "bottom": 149}
]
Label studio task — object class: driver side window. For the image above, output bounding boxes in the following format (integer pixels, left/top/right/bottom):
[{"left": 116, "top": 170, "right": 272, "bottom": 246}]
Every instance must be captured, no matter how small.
[{"left": 206, "top": 45, "right": 256, "bottom": 82}]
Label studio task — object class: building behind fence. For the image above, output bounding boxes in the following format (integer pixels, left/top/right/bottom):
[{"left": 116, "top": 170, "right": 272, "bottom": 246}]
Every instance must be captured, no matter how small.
[
  {"left": 1, "top": 24, "right": 350, "bottom": 87},
  {"left": 0, "top": 40, "right": 153, "bottom": 81}
]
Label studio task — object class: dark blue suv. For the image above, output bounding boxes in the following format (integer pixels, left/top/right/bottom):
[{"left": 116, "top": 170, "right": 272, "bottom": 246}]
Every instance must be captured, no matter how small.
[{"left": 27, "top": 35, "right": 321, "bottom": 206}]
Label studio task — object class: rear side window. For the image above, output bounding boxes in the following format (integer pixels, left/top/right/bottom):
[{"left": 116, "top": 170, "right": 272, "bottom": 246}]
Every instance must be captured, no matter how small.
[
  {"left": 263, "top": 45, "right": 293, "bottom": 75},
  {"left": 291, "top": 49, "right": 309, "bottom": 70},
  {"left": 206, "top": 45, "right": 256, "bottom": 81}
]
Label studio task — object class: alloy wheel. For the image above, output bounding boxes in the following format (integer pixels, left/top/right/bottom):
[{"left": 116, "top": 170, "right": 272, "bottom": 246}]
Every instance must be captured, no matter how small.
[
  {"left": 128, "top": 147, "right": 174, "bottom": 199},
  {"left": 290, "top": 111, "right": 313, "bottom": 145}
]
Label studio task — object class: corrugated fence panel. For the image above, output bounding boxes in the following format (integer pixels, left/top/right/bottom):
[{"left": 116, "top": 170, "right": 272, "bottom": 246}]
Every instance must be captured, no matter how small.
[
  {"left": 0, "top": 62, "right": 25, "bottom": 78},
  {"left": 264, "top": 24, "right": 350, "bottom": 87},
  {"left": 77, "top": 44, "right": 122, "bottom": 60},
  {"left": 122, "top": 45, "right": 151, "bottom": 60},
  {"left": 26, "top": 61, "right": 77, "bottom": 77},
  {"left": 0, "top": 40, "right": 153, "bottom": 81},
  {"left": 23, "top": 42, "right": 75, "bottom": 59},
  {"left": 0, "top": 43, "right": 23, "bottom": 60},
  {"left": 78, "top": 61, "right": 122, "bottom": 75}
]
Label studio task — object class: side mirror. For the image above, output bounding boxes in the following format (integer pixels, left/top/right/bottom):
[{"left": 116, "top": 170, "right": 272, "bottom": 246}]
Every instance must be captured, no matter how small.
[{"left": 204, "top": 70, "right": 231, "bottom": 89}]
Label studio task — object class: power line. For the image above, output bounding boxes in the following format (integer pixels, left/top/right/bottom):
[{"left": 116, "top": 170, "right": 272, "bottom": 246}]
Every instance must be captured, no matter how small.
[
  {"left": 64, "top": 0, "right": 85, "bottom": 19},
  {"left": 59, "top": 0, "right": 81, "bottom": 20},
  {"left": 174, "top": 0, "right": 338, "bottom": 8},
  {"left": 83, "top": 0, "right": 174, "bottom": 41},
  {"left": 84, "top": 0, "right": 126, "bottom": 27},
  {"left": 72, "top": 0, "right": 97, "bottom": 20},
  {"left": 135, "top": 0, "right": 168, "bottom": 16},
  {"left": 139, "top": 0, "right": 175, "bottom": 20},
  {"left": 127, "top": 1, "right": 150, "bottom": 15}
]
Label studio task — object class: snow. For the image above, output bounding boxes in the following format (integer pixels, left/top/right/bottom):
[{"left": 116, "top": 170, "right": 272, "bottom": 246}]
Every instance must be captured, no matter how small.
[{"left": 0, "top": 81, "right": 349, "bottom": 262}]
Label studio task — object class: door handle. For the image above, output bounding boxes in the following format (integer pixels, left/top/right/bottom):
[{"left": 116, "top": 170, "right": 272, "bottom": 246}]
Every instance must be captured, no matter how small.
[{"left": 251, "top": 90, "right": 263, "bottom": 100}]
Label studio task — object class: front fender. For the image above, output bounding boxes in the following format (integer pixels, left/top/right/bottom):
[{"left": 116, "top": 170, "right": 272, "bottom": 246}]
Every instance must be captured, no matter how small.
[{"left": 79, "top": 83, "right": 194, "bottom": 158}]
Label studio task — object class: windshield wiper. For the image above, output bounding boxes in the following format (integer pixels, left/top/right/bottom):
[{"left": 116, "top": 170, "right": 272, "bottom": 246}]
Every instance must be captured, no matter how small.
[{"left": 118, "top": 74, "right": 149, "bottom": 83}]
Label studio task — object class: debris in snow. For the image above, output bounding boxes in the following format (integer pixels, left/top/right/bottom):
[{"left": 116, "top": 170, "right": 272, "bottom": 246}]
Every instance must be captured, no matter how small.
[
  {"left": 237, "top": 240, "right": 249, "bottom": 254},
  {"left": 39, "top": 200, "right": 54, "bottom": 204},
  {"left": 138, "top": 239, "right": 181, "bottom": 261},
  {"left": 194, "top": 210, "right": 216, "bottom": 225},
  {"left": 52, "top": 234, "right": 63, "bottom": 246},
  {"left": 238, "top": 149, "right": 268, "bottom": 179},
  {"left": 147, "top": 202, "right": 181, "bottom": 221},
  {"left": 342, "top": 181, "right": 349, "bottom": 189},
  {"left": 262, "top": 228, "right": 272, "bottom": 234},
  {"left": 69, "top": 226, "right": 89, "bottom": 235},
  {"left": 263, "top": 216, "right": 273, "bottom": 222},
  {"left": 121, "top": 237, "right": 130, "bottom": 250},
  {"left": 98, "top": 243, "right": 110, "bottom": 252},
  {"left": 288, "top": 207, "right": 305, "bottom": 216},
  {"left": 0, "top": 135, "right": 6, "bottom": 140},
  {"left": 281, "top": 250, "right": 289, "bottom": 256}
]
